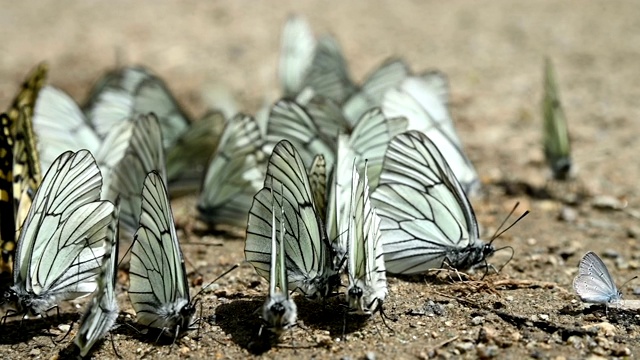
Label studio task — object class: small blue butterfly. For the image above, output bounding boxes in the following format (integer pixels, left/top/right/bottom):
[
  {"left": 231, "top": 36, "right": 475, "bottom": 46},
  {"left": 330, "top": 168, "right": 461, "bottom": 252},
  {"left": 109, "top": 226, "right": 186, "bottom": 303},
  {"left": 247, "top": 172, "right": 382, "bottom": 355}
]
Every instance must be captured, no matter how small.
[{"left": 573, "top": 252, "right": 621, "bottom": 306}]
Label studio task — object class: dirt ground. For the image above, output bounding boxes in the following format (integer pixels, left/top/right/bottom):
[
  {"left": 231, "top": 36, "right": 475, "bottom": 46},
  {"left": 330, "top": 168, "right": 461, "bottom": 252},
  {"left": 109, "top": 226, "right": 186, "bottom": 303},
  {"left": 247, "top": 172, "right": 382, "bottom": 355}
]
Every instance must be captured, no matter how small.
[{"left": 2, "top": 1, "right": 640, "bottom": 359}]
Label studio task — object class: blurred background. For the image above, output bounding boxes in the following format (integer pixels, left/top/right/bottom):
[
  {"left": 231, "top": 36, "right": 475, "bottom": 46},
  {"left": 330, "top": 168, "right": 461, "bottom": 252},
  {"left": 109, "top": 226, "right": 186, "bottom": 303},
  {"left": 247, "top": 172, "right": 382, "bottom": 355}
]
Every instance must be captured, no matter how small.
[{"left": 1, "top": 1, "right": 639, "bottom": 220}]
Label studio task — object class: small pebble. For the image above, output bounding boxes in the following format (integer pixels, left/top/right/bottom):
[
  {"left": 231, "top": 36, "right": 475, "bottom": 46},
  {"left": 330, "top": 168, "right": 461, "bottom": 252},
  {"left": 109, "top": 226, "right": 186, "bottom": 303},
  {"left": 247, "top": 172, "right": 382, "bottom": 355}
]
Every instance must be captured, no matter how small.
[
  {"left": 602, "top": 249, "right": 620, "bottom": 258},
  {"left": 180, "top": 346, "right": 190, "bottom": 355},
  {"left": 538, "top": 314, "right": 549, "bottom": 321},
  {"left": 29, "top": 349, "right": 40, "bottom": 357},
  {"left": 455, "top": 342, "right": 474, "bottom": 353},
  {"left": 365, "top": 352, "right": 376, "bottom": 360},
  {"left": 558, "top": 207, "right": 577, "bottom": 222},
  {"left": 58, "top": 324, "right": 71, "bottom": 332},
  {"left": 471, "top": 316, "right": 484, "bottom": 325},
  {"left": 476, "top": 344, "right": 499, "bottom": 359}
]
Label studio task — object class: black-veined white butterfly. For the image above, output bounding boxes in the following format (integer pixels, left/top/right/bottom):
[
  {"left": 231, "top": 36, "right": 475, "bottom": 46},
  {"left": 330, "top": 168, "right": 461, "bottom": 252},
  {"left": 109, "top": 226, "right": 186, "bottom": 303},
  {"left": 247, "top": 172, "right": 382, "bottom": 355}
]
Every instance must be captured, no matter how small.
[
  {"left": 74, "top": 199, "right": 120, "bottom": 357},
  {"left": 3, "top": 150, "right": 115, "bottom": 316},
  {"left": 382, "top": 73, "right": 480, "bottom": 195},
  {"left": 245, "top": 140, "right": 339, "bottom": 300},
  {"left": 129, "top": 171, "right": 194, "bottom": 338},
  {"left": 342, "top": 59, "right": 410, "bottom": 125},
  {"left": 542, "top": 57, "right": 572, "bottom": 180},
  {"left": 371, "top": 131, "right": 492, "bottom": 274},
  {"left": 98, "top": 114, "right": 166, "bottom": 234},
  {"left": 346, "top": 163, "right": 387, "bottom": 315},
  {"left": 83, "top": 66, "right": 191, "bottom": 149},
  {"left": 279, "top": 16, "right": 354, "bottom": 103},
  {"left": 198, "top": 114, "right": 266, "bottom": 228},
  {"left": 261, "top": 187, "right": 297, "bottom": 335}
]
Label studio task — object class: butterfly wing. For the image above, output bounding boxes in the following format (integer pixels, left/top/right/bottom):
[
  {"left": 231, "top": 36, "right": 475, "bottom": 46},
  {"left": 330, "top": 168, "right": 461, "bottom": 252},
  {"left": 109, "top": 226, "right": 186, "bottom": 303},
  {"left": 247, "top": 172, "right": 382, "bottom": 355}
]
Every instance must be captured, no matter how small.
[
  {"left": 342, "top": 59, "right": 410, "bottom": 126},
  {"left": 246, "top": 141, "right": 336, "bottom": 299},
  {"left": 197, "top": 114, "right": 266, "bottom": 227},
  {"left": 542, "top": 58, "right": 572, "bottom": 180},
  {"left": 166, "top": 111, "right": 226, "bottom": 192},
  {"left": 0, "top": 115, "right": 15, "bottom": 273},
  {"left": 370, "top": 131, "right": 481, "bottom": 274},
  {"left": 100, "top": 114, "right": 166, "bottom": 234},
  {"left": 573, "top": 252, "right": 620, "bottom": 304},
  {"left": 129, "top": 171, "right": 190, "bottom": 329},
  {"left": 74, "top": 199, "right": 120, "bottom": 357},
  {"left": 266, "top": 100, "right": 334, "bottom": 168},
  {"left": 382, "top": 76, "right": 480, "bottom": 195},
  {"left": 279, "top": 16, "right": 316, "bottom": 97},
  {"left": 33, "top": 86, "right": 101, "bottom": 173},
  {"left": 13, "top": 150, "right": 112, "bottom": 302}
]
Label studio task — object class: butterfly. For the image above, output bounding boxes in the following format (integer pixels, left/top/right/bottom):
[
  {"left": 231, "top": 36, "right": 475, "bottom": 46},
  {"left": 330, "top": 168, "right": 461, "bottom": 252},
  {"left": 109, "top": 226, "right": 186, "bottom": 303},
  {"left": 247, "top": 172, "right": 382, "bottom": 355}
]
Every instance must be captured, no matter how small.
[
  {"left": 370, "top": 131, "right": 493, "bottom": 274},
  {"left": 245, "top": 140, "right": 339, "bottom": 300},
  {"left": 382, "top": 73, "right": 480, "bottom": 196},
  {"left": 279, "top": 15, "right": 355, "bottom": 103},
  {"left": 261, "top": 186, "right": 297, "bottom": 335},
  {"left": 346, "top": 162, "right": 387, "bottom": 315},
  {"left": 97, "top": 114, "right": 166, "bottom": 234},
  {"left": 3, "top": 150, "right": 115, "bottom": 316},
  {"left": 197, "top": 114, "right": 266, "bottom": 228},
  {"left": 129, "top": 171, "right": 194, "bottom": 338},
  {"left": 542, "top": 57, "right": 572, "bottom": 180},
  {"left": 573, "top": 252, "right": 622, "bottom": 306},
  {"left": 32, "top": 68, "right": 217, "bottom": 190},
  {"left": 0, "top": 64, "right": 48, "bottom": 275},
  {"left": 83, "top": 66, "right": 191, "bottom": 149},
  {"left": 74, "top": 199, "right": 120, "bottom": 357}
]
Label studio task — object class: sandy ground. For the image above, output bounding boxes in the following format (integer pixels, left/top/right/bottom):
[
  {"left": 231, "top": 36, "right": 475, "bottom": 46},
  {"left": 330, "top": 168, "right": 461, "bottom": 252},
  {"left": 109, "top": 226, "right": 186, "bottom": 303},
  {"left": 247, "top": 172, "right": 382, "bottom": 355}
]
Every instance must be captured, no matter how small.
[{"left": 2, "top": 1, "right": 640, "bottom": 359}]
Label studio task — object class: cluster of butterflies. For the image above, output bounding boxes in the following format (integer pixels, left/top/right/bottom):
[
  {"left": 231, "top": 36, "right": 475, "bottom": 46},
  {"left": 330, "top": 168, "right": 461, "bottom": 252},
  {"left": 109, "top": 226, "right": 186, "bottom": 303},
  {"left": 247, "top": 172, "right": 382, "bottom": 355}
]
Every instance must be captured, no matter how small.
[{"left": 0, "top": 13, "right": 594, "bottom": 357}]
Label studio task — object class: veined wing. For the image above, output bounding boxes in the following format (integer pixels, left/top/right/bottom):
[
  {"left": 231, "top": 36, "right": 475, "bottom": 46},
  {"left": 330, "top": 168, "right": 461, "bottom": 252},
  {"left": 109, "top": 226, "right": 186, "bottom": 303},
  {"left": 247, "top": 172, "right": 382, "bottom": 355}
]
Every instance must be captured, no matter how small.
[
  {"left": 14, "top": 150, "right": 109, "bottom": 299},
  {"left": 266, "top": 99, "right": 334, "bottom": 168},
  {"left": 166, "top": 110, "right": 226, "bottom": 191},
  {"left": 304, "top": 35, "right": 355, "bottom": 104},
  {"left": 101, "top": 114, "right": 165, "bottom": 234},
  {"left": 197, "top": 114, "right": 265, "bottom": 227},
  {"left": 6, "top": 63, "right": 48, "bottom": 133},
  {"left": 33, "top": 85, "right": 101, "bottom": 173},
  {"left": 246, "top": 140, "right": 337, "bottom": 300},
  {"left": 342, "top": 59, "right": 410, "bottom": 126},
  {"left": 74, "top": 199, "right": 120, "bottom": 357},
  {"left": 346, "top": 163, "right": 386, "bottom": 314},
  {"left": 302, "top": 95, "right": 350, "bottom": 146},
  {"left": 370, "top": 131, "right": 482, "bottom": 274},
  {"left": 382, "top": 77, "right": 479, "bottom": 195},
  {"left": 542, "top": 57, "right": 572, "bottom": 180},
  {"left": 129, "top": 171, "right": 193, "bottom": 333},
  {"left": 84, "top": 66, "right": 191, "bottom": 149},
  {"left": 308, "top": 154, "right": 327, "bottom": 223}
]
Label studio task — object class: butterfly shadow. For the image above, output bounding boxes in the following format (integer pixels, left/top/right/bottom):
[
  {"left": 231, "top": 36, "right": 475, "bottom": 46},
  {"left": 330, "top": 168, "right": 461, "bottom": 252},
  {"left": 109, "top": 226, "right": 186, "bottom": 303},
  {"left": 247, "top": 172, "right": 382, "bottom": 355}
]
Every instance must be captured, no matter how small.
[
  {"left": 0, "top": 312, "right": 79, "bottom": 345},
  {"left": 294, "top": 296, "right": 369, "bottom": 338},
  {"left": 214, "top": 299, "right": 272, "bottom": 355}
]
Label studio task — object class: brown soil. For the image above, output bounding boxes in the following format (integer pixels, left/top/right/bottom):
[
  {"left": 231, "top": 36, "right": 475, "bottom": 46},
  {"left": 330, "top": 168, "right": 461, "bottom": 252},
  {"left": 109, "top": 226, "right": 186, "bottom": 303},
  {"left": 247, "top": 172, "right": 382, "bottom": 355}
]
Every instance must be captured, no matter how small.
[{"left": 2, "top": 1, "right": 640, "bottom": 359}]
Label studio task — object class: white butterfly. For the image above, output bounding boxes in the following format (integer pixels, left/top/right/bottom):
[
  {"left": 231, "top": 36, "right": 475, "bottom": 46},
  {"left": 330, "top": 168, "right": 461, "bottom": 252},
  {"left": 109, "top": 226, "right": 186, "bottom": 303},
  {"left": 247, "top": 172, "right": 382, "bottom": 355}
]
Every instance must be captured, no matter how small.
[
  {"left": 83, "top": 66, "right": 191, "bottom": 149},
  {"left": 198, "top": 114, "right": 266, "bottom": 228},
  {"left": 371, "top": 131, "right": 493, "bottom": 274},
  {"left": 342, "top": 59, "right": 410, "bottom": 125},
  {"left": 346, "top": 162, "right": 387, "bottom": 315},
  {"left": 573, "top": 252, "right": 621, "bottom": 306},
  {"left": 74, "top": 200, "right": 120, "bottom": 357},
  {"left": 261, "top": 187, "right": 297, "bottom": 335},
  {"left": 245, "top": 140, "right": 339, "bottom": 300},
  {"left": 279, "top": 15, "right": 354, "bottom": 103},
  {"left": 129, "top": 171, "right": 194, "bottom": 338},
  {"left": 3, "top": 150, "right": 115, "bottom": 316},
  {"left": 382, "top": 73, "right": 480, "bottom": 196},
  {"left": 98, "top": 114, "right": 166, "bottom": 234}
]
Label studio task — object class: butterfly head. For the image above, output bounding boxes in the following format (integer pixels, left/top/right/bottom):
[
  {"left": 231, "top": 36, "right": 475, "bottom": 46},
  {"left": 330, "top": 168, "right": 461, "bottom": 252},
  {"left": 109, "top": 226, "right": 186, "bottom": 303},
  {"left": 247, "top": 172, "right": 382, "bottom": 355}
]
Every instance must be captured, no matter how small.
[{"left": 262, "top": 292, "right": 297, "bottom": 334}]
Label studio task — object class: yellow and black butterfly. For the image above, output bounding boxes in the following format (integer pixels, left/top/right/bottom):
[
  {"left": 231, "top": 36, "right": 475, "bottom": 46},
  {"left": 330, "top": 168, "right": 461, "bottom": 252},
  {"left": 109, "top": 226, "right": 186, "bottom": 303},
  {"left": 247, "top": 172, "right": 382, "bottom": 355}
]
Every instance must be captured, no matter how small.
[{"left": 0, "top": 63, "right": 47, "bottom": 274}]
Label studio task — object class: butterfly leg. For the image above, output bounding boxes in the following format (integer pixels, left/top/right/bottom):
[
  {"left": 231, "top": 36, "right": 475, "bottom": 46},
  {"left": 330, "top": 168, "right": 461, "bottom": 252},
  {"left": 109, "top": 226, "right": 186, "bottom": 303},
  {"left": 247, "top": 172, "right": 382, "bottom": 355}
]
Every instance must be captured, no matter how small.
[{"left": 109, "top": 332, "right": 122, "bottom": 359}]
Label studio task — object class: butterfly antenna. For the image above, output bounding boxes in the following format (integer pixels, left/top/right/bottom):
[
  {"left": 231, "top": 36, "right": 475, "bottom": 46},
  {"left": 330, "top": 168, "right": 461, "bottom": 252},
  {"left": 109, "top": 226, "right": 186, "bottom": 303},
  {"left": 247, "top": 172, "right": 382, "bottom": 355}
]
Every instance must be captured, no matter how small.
[
  {"left": 495, "top": 245, "right": 515, "bottom": 272},
  {"left": 620, "top": 275, "right": 639, "bottom": 292},
  {"left": 192, "top": 263, "right": 240, "bottom": 300},
  {"left": 489, "top": 202, "right": 530, "bottom": 244}
]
